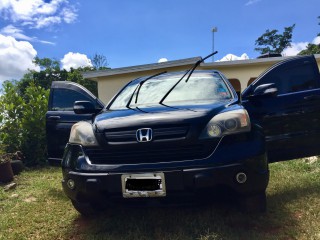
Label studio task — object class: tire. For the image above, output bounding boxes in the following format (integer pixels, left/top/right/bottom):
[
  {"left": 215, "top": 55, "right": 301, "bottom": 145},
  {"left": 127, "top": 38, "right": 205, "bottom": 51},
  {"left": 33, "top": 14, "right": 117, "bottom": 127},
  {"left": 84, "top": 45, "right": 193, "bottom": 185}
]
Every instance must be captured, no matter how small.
[
  {"left": 11, "top": 160, "right": 24, "bottom": 175},
  {"left": 239, "top": 192, "right": 267, "bottom": 213},
  {"left": 71, "top": 200, "right": 104, "bottom": 217}
]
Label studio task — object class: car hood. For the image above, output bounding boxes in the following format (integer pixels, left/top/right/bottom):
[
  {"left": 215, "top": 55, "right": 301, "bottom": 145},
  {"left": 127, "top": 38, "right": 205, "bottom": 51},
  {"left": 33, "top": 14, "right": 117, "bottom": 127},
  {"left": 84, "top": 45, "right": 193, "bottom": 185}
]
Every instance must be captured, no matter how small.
[{"left": 94, "top": 101, "right": 234, "bottom": 131}]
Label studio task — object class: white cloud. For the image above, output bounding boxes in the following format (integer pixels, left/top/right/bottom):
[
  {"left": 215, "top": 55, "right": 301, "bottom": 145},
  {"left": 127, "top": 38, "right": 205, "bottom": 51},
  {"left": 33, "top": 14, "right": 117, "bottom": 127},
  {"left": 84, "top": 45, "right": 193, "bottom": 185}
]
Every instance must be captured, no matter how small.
[
  {"left": 36, "top": 0, "right": 61, "bottom": 15},
  {"left": 34, "top": 16, "right": 62, "bottom": 29},
  {"left": 245, "top": 0, "right": 262, "bottom": 6},
  {"left": 1, "top": 24, "right": 32, "bottom": 41},
  {"left": 0, "top": 0, "right": 10, "bottom": 10},
  {"left": 312, "top": 36, "right": 320, "bottom": 45},
  {"left": 158, "top": 58, "right": 168, "bottom": 63},
  {"left": 61, "top": 52, "right": 92, "bottom": 71},
  {"left": 282, "top": 36, "right": 320, "bottom": 56},
  {"left": 0, "top": 0, "right": 77, "bottom": 29},
  {"left": 61, "top": 6, "right": 77, "bottom": 23},
  {"left": 0, "top": 25, "right": 55, "bottom": 44},
  {"left": 218, "top": 53, "right": 249, "bottom": 62},
  {"left": 282, "top": 42, "right": 308, "bottom": 56},
  {"left": 0, "top": 34, "right": 39, "bottom": 83}
]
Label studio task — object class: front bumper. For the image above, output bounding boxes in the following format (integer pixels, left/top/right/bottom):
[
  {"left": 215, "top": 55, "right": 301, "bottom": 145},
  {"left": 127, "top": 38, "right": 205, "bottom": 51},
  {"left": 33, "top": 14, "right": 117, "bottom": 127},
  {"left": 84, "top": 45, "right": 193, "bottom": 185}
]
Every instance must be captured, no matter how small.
[
  {"left": 62, "top": 130, "right": 269, "bottom": 205},
  {"left": 62, "top": 162, "right": 269, "bottom": 205}
]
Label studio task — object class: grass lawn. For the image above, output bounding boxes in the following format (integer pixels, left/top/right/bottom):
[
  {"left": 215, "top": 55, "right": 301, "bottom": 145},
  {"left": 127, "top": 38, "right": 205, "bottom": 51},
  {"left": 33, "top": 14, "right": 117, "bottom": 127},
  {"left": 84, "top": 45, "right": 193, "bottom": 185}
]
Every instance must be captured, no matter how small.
[{"left": 0, "top": 158, "right": 319, "bottom": 240}]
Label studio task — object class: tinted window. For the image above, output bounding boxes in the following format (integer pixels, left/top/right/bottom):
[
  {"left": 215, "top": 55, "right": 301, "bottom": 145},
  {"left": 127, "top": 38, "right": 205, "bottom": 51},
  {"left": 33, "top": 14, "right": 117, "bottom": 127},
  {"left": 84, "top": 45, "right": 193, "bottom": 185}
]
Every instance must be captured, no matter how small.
[
  {"left": 109, "top": 72, "right": 232, "bottom": 110},
  {"left": 51, "top": 89, "right": 92, "bottom": 111},
  {"left": 255, "top": 63, "right": 318, "bottom": 95}
]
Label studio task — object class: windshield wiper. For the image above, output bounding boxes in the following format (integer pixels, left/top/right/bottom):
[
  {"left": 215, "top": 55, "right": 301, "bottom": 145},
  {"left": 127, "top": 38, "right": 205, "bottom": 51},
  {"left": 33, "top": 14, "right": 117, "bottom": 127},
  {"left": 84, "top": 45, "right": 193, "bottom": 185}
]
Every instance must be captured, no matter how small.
[
  {"left": 185, "top": 51, "right": 218, "bottom": 82},
  {"left": 159, "top": 51, "right": 218, "bottom": 105},
  {"left": 135, "top": 71, "right": 167, "bottom": 104},
  {"left": 125, "top": 71, "right": 167, "bottom": 109}
]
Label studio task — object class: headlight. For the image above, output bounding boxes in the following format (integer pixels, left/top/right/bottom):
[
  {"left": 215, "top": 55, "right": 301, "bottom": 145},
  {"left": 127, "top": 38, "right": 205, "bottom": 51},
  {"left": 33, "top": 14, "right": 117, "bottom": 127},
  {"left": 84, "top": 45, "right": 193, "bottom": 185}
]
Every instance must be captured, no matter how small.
[
  {"left": 69, "top": 121, "right": 99, "bottom": 146},
  {"left": 201, "top": 109, "right": 251, "bottom": 138}
]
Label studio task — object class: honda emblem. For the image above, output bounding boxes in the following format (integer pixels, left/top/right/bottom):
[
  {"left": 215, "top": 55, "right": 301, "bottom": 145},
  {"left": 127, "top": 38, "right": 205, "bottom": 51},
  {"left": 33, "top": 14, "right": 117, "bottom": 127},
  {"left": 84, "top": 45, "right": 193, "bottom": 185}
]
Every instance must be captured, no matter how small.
[{"left": 136, "top": 128, "right": 153, "bottom": 142}]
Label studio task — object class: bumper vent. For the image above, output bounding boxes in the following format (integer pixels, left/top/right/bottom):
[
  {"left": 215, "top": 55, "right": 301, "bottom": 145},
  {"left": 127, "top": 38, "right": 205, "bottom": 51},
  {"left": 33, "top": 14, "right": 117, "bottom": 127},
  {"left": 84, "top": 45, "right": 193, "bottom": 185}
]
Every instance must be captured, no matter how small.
[{"left": 85, "top": 143, "right": 215, "bottom": 165}]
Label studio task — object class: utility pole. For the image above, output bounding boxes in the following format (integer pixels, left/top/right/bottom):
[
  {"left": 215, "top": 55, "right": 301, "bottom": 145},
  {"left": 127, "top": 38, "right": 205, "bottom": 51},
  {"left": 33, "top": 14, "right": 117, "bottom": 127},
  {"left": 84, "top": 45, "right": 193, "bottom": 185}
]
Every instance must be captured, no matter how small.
[{"left": 212, "top": 27, "right": 218, "bottom": 62}]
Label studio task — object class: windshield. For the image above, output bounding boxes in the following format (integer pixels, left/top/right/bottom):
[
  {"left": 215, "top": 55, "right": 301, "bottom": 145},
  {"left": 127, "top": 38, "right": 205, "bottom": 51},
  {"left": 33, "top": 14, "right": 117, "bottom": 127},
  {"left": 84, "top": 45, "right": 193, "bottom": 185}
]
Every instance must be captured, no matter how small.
[{"left": 109, "top": 72, "right": 232, "bottom": 110}]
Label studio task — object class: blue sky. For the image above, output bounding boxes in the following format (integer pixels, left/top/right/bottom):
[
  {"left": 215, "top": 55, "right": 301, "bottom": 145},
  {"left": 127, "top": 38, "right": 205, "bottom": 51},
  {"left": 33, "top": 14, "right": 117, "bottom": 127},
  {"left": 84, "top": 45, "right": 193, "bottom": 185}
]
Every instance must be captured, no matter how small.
[{"left": 0, "top": 0, "right": 319, "bottom": 82}]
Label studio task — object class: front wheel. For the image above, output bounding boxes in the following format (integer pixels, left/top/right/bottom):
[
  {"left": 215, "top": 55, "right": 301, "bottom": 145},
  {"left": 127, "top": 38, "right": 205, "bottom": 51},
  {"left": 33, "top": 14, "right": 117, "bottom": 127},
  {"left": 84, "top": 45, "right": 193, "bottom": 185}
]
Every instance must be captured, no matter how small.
[
  {"left": 239, "top": 192, "right": 267, "bottom": 213},
  {"left": 71, "top": 200, "right": 104, "bottom": 217}
]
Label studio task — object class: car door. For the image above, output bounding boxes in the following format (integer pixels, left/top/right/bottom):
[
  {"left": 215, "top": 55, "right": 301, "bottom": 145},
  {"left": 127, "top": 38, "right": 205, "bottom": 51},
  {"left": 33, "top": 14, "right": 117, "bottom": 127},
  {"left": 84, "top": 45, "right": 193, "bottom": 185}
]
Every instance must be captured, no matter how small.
[
  {"left": 46, "top": 81, "right": 104, "bottom": 164},
  {"left": 242, "top": 55, "right": 320, "bottom": 162}
]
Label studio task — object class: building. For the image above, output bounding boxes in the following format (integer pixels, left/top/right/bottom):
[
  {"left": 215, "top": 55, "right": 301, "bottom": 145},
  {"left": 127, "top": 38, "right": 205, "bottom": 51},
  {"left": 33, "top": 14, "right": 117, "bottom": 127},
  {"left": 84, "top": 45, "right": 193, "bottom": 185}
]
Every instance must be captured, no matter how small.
[{"left": 83, "top": 54, "right": 320, "bottom": 104}]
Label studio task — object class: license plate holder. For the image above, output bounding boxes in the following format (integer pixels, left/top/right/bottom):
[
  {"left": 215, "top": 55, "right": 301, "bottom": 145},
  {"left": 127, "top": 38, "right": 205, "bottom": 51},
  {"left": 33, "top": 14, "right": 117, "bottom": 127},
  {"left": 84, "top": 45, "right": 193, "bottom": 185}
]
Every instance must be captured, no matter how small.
[{"left": 121, "top": 173, "right": 166, "bottom": 198}]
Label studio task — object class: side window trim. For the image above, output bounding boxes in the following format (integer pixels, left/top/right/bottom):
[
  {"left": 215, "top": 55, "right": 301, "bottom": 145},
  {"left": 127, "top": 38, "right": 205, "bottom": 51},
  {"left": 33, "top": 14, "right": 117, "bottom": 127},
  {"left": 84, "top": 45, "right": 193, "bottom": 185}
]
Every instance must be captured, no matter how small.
[{"left": 276, "top": 87, "right": 320, "bottom": 97}]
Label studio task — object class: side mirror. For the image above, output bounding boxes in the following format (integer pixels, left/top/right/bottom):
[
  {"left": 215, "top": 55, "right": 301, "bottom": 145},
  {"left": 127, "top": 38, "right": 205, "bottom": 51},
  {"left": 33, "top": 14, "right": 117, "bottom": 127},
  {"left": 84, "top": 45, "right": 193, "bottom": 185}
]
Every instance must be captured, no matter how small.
[
  {"left": 74, "top": 101, "right": 99, "bottom": 114},
  {"left": 251, "top": 83, "right": 278, "bottom": 98}
]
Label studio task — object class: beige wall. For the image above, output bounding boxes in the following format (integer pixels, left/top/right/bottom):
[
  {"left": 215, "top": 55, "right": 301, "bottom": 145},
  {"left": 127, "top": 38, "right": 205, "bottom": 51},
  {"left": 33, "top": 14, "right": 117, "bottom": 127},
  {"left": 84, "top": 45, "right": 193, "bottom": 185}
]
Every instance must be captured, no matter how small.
[
  {"left": 93, "top": 56, "right": 320, "bottom": 104},
  {"left": 200, "top": 63, "right": 273, "bottom": 91}
]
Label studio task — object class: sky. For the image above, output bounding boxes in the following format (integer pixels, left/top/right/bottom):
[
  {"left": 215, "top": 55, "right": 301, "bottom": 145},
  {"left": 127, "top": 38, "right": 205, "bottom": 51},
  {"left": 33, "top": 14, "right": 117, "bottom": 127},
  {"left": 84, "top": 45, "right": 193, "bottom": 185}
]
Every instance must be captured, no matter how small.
[{"left": 0, "top": 0, "right": 319, "bottom": 84}]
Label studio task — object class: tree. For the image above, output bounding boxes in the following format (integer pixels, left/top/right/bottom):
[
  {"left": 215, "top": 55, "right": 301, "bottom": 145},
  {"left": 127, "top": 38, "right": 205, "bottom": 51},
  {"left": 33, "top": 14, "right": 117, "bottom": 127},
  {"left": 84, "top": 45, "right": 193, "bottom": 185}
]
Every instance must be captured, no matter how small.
[
  {"left": 17, "top": 57, "right": 98, "bottom": 97},
  {"left": 298, "top": 16, "right": 320, "bottom": 55},
  {"left": 34, "top": 57, "right": 60, "bottom": 70},
  {"left": 67, "top": 67, "right": 98, "bottom": 96},
  {"left": 298, "top": 44, "right": 320, "bottom": 55},
  {"left": 255, "top": 24, "right": 296, "bottom": 55},
  {"left": 17, "top": 57, "right": 68, "bottom": 97},
  {"left": 91, "top": 53, "right": 108, "bottom": 70},
  {"left": 33, "top": 57, "right": 69, "bottom": 89},
  {"left": 318, "top": 16, "right": 320, "bottom": 37}
]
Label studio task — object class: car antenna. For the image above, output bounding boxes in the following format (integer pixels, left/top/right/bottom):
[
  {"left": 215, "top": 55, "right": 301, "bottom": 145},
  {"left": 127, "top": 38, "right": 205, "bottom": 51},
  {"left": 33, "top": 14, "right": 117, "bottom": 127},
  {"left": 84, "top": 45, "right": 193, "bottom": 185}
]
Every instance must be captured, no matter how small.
[{"left": 159, "top": 51, "right": 218, "bottom": 105}]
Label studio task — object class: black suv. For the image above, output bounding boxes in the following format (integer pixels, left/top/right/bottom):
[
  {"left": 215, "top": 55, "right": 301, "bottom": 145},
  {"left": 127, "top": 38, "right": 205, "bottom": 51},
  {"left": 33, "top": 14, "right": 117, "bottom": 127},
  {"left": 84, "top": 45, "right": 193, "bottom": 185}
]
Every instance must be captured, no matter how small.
[{"left": 46, "top": 55, "right": 320, "bottom": 215}]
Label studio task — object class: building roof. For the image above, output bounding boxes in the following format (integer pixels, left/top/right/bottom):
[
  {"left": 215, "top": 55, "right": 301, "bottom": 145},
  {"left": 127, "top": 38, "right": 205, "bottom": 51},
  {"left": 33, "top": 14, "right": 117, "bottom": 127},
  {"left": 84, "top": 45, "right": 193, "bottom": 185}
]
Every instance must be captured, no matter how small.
[
  {"left": 83, "top": 54, "right": 320, "bottom": 80},
  {"left": 82, "top": 56, "right": 201, "bottom": 79}
]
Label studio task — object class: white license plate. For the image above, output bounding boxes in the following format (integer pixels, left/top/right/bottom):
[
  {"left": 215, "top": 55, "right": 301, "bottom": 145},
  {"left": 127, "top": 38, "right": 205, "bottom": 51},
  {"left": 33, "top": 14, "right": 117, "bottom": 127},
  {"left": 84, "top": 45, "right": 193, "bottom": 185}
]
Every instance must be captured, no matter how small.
[{"left": 121, "top": 173, "right": 166, "bottom": 198}]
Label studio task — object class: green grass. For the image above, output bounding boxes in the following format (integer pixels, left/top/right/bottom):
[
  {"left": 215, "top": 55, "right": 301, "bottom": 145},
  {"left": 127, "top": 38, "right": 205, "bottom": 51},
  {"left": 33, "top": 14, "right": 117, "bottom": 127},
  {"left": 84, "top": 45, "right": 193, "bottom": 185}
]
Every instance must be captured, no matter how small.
[{"left": 0, "top": 158, "right": 319, "bottom": 240}]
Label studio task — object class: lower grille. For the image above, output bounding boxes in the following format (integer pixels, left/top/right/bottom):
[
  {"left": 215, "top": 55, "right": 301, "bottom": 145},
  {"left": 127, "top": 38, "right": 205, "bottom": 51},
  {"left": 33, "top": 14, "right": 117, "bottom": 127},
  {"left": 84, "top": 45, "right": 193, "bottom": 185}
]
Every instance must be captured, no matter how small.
[{"left": 85, "top": 143, "right": 215, "bottom": 165}]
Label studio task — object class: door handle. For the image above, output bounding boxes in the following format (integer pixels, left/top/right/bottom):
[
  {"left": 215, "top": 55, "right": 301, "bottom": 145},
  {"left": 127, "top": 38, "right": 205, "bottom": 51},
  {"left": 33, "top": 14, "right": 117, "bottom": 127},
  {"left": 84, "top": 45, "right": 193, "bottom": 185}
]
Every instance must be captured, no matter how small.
[
  {"left": 304, "top": 95, "right": 320, "bottom": 101},
  {"left": 48, "top": 116, "right": 61, "bottom": 120}
]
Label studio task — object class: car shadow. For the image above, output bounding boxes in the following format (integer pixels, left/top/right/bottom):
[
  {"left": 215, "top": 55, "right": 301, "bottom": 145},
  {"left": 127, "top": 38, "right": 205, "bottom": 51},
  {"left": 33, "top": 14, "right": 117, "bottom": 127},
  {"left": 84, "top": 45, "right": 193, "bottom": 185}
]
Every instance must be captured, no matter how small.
[{"left": 47, "top": 188, "right": 69, "bottom": 201}]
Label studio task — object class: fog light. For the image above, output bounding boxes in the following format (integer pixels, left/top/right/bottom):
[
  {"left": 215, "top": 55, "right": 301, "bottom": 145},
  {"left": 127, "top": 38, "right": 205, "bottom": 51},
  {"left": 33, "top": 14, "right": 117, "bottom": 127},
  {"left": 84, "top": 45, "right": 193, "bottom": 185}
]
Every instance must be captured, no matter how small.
[
  {"left": 67, "top": 179, "right": 76, "bottom": 189},
  {"left": 236, "top": 172, "right": 247, "bottom": 184}
]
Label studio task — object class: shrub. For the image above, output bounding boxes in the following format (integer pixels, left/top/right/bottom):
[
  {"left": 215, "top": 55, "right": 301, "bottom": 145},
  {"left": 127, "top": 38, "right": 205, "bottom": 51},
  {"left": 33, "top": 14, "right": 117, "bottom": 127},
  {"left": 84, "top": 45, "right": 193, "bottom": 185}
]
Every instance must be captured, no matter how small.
[
  {"left": 0, "top": 81, "right": 49, "bottom": 166},
  {"left": 0, "top": 81, "right": 24, "bottom": 153}
]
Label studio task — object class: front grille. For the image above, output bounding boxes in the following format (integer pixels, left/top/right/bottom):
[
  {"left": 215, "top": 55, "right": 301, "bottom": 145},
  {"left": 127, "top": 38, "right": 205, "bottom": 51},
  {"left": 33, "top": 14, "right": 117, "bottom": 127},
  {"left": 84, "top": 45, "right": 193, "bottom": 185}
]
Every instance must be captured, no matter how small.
[
  {"left": 85, "top": 143, "right": 215, "bottom": 165},
  {"left": 105, "top": 126, "right": 189, "bottom": 144}
]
